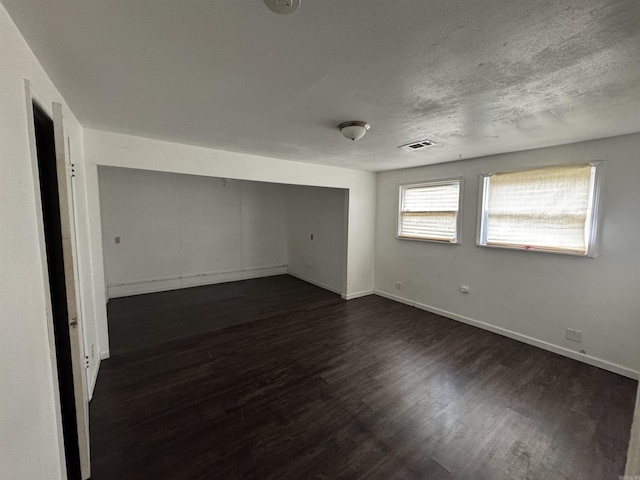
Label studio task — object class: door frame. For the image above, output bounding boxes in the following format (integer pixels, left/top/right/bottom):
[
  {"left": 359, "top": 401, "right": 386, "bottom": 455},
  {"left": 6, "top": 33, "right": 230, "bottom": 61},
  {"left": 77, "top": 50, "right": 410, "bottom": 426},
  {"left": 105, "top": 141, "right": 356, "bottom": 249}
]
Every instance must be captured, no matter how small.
[{"left": 24, "top": 80, "right": 91, "bottom": 479}]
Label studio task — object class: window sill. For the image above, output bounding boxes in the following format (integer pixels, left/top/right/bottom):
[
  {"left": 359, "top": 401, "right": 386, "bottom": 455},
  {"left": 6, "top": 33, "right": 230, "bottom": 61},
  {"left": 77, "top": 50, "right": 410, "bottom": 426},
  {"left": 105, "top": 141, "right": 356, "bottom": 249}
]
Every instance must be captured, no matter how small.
[
  {"left": 397, "top": 235, "right": 459, "bottom": 245},
  {"left": 477, "top": 242, "right": 593, "bottom": 257}
]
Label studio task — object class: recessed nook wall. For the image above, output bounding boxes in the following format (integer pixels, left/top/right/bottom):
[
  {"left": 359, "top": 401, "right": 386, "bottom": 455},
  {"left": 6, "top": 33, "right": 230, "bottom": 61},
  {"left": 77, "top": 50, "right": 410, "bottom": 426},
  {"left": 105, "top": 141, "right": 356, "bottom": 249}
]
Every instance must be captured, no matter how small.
[
  {"left": 98, "top": 167, "right": 351, "bottom": 301},
  {"left": 99, "top": 168, "right": 291, "bottom": 298}
]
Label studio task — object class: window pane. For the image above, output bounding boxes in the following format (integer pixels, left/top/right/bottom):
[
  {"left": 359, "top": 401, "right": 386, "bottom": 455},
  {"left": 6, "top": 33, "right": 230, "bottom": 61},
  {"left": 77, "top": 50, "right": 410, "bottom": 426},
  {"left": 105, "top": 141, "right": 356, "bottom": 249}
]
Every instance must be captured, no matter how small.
[
  {"left": 403, "top": 184, "right": 459, "bottom": 212},
  {"left": 401, "top": 212, "right": 457, "bottom": 241},
  {"left": 484, "top": 164, "right": 593, "bottom": 253},
  {"left": 399, "top": 181, "right": 460, "bottom": 242}
]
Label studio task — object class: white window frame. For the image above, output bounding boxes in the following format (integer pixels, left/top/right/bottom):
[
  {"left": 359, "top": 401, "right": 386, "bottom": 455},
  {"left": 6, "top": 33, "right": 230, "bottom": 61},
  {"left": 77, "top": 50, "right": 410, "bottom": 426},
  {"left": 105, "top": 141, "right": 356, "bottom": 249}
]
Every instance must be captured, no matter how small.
[
  {"left": 397, "top": 177, "right": 463, "bottom": 244},
  {"left": 476, "top": 161, "right": 604, "bottom": 257}
]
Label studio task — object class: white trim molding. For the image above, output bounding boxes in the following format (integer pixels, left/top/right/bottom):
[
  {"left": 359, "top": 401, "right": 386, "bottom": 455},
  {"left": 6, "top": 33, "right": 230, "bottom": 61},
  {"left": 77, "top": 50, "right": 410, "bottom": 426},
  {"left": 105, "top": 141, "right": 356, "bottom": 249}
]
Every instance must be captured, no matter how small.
[
  {"left": 342, "top": 290, "right": 374, "bottom": 300},
  {"left": 285, "top": 273, "right": 372, "bottom": 300},
  {"left": 374, "top": 289, "right": 639, "bottom": 380},
  {"left": 107, "top": 265, "right": 288, "bottom": 298},
  {"left": 287, "top": 272, "right": 343, "bottom": 296}
]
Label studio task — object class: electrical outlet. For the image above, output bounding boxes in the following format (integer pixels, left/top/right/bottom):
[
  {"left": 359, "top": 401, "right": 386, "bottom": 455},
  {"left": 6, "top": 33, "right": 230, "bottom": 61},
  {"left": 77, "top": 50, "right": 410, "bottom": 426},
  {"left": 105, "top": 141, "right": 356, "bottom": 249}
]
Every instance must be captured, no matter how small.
[
  {"left": 395, "top": 282, "right": 402, "bottom": 290},
  {"left": 459, "top": 285, "right": 469, "bottom": 294},
  {"left": 566, "top": 328, "right": 582, "bottom": 343},
  {"left": 115, "top": 236, "right": 121, "bottom": 244}
]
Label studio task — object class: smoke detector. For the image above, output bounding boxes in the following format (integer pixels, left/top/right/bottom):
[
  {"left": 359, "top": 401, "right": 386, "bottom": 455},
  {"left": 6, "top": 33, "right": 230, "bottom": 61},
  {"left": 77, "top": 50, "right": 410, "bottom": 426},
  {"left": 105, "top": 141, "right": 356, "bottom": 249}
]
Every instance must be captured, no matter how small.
[
  {"left": 264, "top": 0, "right": 300, "bottom": 14},
  {"left": 399, "top": 139, "right": 437, "bottom": 152}
]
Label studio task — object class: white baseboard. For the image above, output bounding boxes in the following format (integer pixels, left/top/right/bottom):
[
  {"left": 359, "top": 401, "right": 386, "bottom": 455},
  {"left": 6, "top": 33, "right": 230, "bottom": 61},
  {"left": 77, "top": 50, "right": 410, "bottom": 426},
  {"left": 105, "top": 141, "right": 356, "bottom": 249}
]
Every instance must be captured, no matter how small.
[
  {"left": 342, "top": 290, "right": 374, "bottom": 300},
  {"left": 107, "top": 265, "right": 288, "bottom": 298},
  {"left": 287, "top": 272, "right": 343, "bottom": 296},
  {"left": 109, "top": 277, "right": 180, "bottom": 298},
  {"left": 287, "top": 272, "right": 374, "bottom": 300},
  {"left": 374, "top": 289, "right": 639, "bottom": 380}
]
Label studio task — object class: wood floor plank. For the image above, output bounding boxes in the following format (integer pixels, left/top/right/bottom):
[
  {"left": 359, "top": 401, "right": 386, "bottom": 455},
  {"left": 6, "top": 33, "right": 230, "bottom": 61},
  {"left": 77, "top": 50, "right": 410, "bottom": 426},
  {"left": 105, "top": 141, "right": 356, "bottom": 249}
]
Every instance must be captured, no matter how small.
[{"left": 90, "top": 275, "right": 637, "bottom": 479}]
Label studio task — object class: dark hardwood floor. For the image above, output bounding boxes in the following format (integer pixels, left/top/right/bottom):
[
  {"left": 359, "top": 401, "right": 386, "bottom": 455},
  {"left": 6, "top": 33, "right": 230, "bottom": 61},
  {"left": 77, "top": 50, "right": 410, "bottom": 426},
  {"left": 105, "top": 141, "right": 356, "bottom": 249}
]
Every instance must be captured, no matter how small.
[
  {"left": 106, "top": 275, "right": 339, "bottom": 356},
  {"left": 91, "top": 275, "right": 637, "bottom": 479}
]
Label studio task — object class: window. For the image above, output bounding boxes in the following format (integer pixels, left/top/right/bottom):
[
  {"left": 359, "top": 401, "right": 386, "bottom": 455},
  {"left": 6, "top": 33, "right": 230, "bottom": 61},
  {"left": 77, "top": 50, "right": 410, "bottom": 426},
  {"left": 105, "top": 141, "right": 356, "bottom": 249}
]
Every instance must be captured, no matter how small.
[
  {"left": 398, "top": 179, "right": 462, "bottom": 243},
  {"left": 477, "top": 163, "right": 603, "bottom": 256}
]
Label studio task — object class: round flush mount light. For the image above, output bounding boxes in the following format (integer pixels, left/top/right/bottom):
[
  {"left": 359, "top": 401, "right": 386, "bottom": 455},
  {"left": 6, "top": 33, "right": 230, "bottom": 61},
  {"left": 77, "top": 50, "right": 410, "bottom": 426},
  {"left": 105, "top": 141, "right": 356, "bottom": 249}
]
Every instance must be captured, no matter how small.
[
  {"left": 338, "top": 121, "right": 370, "bottom": 141},
  {"left": 264, "top": 0, "right": 300, "bottom": 15}
]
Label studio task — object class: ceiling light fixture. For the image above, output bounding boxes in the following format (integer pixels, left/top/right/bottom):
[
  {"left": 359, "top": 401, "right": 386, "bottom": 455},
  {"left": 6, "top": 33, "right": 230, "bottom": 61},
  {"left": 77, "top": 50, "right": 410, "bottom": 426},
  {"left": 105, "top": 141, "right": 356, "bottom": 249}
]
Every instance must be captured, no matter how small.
[
  {"left": 338, "top": 121, "right": 370, "bottom": 141},
  {"left": 264, "top": 0, "right": 300, "bottom": 15}
]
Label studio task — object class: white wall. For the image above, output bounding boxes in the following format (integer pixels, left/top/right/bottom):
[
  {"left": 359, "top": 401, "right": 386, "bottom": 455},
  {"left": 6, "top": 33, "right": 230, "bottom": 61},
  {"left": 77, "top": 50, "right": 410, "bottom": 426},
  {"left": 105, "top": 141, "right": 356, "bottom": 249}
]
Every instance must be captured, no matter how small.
[
  {"left": 99, "top": 167, "right": 288, "bottom": 297},
  {"left": 0, "top": 4, "right": 100, "bottom": 478},
  {"left": 286, "top": 185, "right": 347, "bottom": 294},
  {"left": 375, "top": 133, "right": 640, "bottom": 378}
]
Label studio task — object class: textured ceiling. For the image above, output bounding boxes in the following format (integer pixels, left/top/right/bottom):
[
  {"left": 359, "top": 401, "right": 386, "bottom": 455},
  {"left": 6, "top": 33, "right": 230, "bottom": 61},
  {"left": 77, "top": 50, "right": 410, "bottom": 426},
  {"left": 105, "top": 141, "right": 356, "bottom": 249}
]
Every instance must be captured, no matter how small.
[{"left": 4, "top": 0, "right": 640, "bottom": 171}]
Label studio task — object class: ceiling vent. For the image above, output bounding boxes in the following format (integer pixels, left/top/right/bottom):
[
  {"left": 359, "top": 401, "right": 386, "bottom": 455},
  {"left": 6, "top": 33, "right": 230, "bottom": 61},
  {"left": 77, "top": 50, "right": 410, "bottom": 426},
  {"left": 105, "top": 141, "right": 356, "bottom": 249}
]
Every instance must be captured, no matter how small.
[{"left": 399, "top": 139, "right": 437, "bottom": 152}]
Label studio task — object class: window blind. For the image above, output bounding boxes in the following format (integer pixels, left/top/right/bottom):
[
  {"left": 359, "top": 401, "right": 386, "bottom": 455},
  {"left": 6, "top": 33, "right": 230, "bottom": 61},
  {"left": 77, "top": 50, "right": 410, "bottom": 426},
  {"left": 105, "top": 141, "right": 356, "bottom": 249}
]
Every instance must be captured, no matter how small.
[
  {"left": 485, "top": 164, "right": 593, "bottom": 253},
  {"left": 400, "top": 182, "right": 460, "bottom": 242}
]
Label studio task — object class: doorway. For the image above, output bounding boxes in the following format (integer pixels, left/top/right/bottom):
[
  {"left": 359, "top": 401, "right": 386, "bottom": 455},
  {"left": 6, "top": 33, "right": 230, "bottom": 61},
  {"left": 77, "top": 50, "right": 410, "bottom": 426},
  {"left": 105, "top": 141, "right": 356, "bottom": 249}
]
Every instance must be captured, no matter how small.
[{"left": 32, "top": 101, "right": 82, "bottom": 480}]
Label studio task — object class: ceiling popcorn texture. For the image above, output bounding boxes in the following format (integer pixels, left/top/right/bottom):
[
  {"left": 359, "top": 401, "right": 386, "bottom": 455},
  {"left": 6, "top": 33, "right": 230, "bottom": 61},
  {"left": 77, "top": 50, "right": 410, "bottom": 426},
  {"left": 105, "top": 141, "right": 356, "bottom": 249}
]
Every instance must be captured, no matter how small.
[{"left": 4, "top": 0, "right": 640, "bottom": 171}]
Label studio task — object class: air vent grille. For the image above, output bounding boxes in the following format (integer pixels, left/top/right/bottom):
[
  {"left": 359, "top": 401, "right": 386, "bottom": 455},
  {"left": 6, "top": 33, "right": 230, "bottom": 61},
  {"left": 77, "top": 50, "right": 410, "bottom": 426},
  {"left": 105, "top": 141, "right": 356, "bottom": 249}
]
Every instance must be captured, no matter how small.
[{"left": 399, "top": 139, "right": 437, "bottom": 152}]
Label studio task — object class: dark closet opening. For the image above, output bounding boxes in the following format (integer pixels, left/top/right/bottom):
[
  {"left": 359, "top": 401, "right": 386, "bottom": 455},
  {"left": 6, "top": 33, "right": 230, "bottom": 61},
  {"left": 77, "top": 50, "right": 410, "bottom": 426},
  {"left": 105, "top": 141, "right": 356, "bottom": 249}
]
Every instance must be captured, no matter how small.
[{"left": 33, "top": 101, "right": 81, "bottom": 480}]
